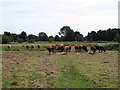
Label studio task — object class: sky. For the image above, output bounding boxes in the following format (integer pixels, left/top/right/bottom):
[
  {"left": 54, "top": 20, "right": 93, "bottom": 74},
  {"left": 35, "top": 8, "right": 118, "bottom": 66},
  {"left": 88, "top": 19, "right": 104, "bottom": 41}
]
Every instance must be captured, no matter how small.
[{"left": 0, "top": 0, "right": 119, "bottom": 36}]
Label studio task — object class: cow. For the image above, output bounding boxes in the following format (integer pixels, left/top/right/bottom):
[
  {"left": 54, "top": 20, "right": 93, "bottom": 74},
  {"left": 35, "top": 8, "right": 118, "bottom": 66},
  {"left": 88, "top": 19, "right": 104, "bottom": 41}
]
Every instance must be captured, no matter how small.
[
  {"left": 68, "top": 45, "right": 72, "bottom": 52},
  {"left": 8, "top": 45, "right": 11, "bottom": 49},
  {"left": 46, "top": 46, "right": 56, "bottom": 54},
  {"left": 74, "top": 45, "right": 79, "bottom": 52},
  {"left": 74, "top": 45, "right": 82, "bottom": 52},
  {"left": 82, "top": 46, "right": 88, "bottom": 52},
  {"left": 26, "top": 45, "right": 29, "bottom": 49},
  {"left": 59, "top": 44, "right": 65, "bottom": 52},
  {"left": 90, "top": 46, "right": 97, "bottom": 54},
  {"left": 95, "top": 46, "right": 106, "bottom": 52},
  {"left": 31, "top": 44, "right": 34, "bottom": 49},
  {"left": 37, "top": 44, "right": 41, "bottom": 49},
  {"left": 78, "top": 45, "right": 83, "bottom": 52},
  {"left": 64, "top": 46, "right": 69, "bottom": 54}
]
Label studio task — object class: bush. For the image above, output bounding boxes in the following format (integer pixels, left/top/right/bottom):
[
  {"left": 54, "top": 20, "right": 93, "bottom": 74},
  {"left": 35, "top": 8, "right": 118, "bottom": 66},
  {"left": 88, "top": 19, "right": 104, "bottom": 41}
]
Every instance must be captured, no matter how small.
[
  {"left": 48, "top": 38, "right": 54, "bottom": 43},
  {"left": 2, "top": 35, "right": 10, "bottom": 44},
  {"left": 104, "top": 44, "right": 120, "bottom": 51},
  {"left": 115, "top": 33, "right": 120, "bottom": 43},
  {"left": 17, "top": 39, "right": 23, "bottom": 43},
  {"left": 28, "top": 39, "right": 35, "bottom": 43}
]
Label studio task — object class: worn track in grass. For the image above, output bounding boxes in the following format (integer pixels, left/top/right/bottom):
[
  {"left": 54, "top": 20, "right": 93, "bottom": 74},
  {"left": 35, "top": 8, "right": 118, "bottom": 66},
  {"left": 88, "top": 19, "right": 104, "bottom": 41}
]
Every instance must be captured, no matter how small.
[{"left": 2, "top": 51, "right": 119, "bottom": 88}]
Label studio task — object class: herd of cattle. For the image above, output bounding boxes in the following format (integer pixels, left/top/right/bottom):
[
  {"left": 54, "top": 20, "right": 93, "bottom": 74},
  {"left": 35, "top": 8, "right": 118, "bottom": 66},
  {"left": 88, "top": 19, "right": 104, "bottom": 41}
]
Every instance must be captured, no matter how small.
[{"left": 7, "top": 44, "right": 106, "bottom": 55}]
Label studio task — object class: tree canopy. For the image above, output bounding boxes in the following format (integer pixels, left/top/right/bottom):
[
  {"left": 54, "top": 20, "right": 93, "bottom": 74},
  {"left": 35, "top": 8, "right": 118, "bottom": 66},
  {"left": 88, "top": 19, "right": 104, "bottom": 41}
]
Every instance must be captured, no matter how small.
[{"left": 1, "top": 27, "right": 120, "bottom": 44}]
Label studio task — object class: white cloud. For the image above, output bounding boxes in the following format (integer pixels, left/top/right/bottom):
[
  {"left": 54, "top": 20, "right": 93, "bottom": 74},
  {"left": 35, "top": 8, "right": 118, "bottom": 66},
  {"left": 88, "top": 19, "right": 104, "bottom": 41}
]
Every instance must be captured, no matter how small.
[{"left": 0, "top": 0, "right": 119, "bottom": 36}]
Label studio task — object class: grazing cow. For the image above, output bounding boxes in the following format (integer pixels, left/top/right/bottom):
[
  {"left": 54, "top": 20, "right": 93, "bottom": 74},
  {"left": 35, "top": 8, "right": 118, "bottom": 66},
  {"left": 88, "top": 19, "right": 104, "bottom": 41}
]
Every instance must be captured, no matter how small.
[
  {"left": 68, "top": 45, "right": 72, "bottom": 52},
  {"left": 74, "top": 45, "right": 79, "bottom": 52},
  {"left": 90, "top": 46, "right": 97, "bottom": 53},
  {"left": 37, "top": 44, "right": 41, "bottom": 49},
  {"left": 78, "top": 45, "right": 83, "bottom": 52},
  {"left": 46, "top": 47, "right": 56, "bottom": 54},
  {"left": 8, "top": 45, "right": 11, "bottom": 49},
  {"left": 64, "top": 46, "right": 69, "bottom": 54},
  {"left": 95, "top": 46, "right": 106, "bottom": 52},
  {"left": 59, "top": 44, "right": 65, "bottom": 52},
  {"left": 31, "top": 44, "right": 34, "bottom": 49},
  {"left": 74, "top": 45, "right": 82, "bottom": 52},
  {"left": 26, "top": 45, "right": 29, "bottom": 49},
  {"left": 82, "top": 46, "right": 88, "bottom": 52}
]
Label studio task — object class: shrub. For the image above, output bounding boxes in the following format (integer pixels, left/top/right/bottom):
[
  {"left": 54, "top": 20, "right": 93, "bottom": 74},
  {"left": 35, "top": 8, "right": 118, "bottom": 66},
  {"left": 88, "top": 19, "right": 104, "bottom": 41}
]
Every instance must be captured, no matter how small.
[
  {"left": 104, "top": 44, "right": 120, "bottom": 51},
  {"left": 28, "top": 39, "right": 35, "bottom": 43},
  {"left": 48, "top": 38, "right": 54, "bottom": 43},
  {"left": 2, "top": 35, "right": 10, "bottom": 44},
  {"left": 17, "top": 39, "right": 23, "bottom": 43}
]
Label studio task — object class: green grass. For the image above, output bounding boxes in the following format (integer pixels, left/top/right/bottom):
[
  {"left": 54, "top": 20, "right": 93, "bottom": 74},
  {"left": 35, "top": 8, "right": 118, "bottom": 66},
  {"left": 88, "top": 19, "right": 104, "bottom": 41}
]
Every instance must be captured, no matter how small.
[
  {"left": 1, "top": 46, "right": 46, "bottom": 51},
  {"left": 2, "top": 49, "right": 118, "bottom": 88},
  {"left": 8, "top": 41, "right": 117, "bottom": 44}
]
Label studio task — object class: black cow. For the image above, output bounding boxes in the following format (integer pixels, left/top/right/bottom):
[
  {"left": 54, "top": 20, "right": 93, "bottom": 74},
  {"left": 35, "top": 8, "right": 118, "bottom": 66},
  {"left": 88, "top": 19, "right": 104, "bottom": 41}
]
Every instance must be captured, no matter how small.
[
  {"left": 95, "top": 46, "right": 106, "bottom": 52},
  {"left": 82, "top": 46, "right": 88, "bottom": 52}
]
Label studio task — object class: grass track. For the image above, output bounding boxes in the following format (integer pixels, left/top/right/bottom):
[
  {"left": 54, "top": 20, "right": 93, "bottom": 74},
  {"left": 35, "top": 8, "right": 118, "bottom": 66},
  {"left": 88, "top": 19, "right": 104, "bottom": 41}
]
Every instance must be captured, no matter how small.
[{"left": 2, "top": 50, "right": 119, "bottom": 88}]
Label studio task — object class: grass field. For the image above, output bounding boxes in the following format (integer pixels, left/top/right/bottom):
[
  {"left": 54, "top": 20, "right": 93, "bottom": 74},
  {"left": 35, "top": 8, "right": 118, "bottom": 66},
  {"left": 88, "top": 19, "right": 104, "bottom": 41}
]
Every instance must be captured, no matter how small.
[{"left": 2, "top": 48, "right": 119, "bottom": 88}]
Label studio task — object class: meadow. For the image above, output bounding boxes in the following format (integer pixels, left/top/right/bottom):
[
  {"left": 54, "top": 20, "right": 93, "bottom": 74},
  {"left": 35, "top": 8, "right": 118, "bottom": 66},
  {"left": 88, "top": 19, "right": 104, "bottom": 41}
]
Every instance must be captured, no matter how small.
[{"left": 1, "top": 42, "right": 119, "bottom": 88}]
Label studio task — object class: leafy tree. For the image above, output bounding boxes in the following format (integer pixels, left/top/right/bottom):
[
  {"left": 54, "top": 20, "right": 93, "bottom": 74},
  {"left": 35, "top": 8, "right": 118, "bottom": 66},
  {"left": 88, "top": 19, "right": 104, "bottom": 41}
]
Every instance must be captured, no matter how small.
[
  {"left": 19, "top": 31, "right": 27, "bottom": 42},
  {"left": 4, "top": 32, "right": 11, "bottom": 37},
  {"left": 28, "top": 39, "right": 35, "bottom": 43},
  {"left": 2, "top": 35, "right": 10, "bottom": 44},
  {"left": 74, "top": 31, "right": 83, "bottom": 41},
  {"left": 54, "top": 35, "right": 60, "bottom": 41},
  {"left": 115, "top": 33, "right": 120, "bottom": 43},
  {"left": 17, "top": 38, "right": 23, "bottom": 43},
  {"left": 48, "top": 36, "right": 54, "bottom": 43},
  {"left": 28, "top": 34, "right": 38, "bottom": 41},
  {"left": 38, "top": 32, "right": 48, "bottom": 41},
  {"left": 59, "top": 26, "right": 75, "bottom": 41}
]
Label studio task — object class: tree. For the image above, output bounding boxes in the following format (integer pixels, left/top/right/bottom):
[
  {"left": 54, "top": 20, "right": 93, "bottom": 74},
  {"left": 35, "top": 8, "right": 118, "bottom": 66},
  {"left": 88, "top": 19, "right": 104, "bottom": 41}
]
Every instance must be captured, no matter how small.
[
  {"left": 17, "top": 38, "right": 23, "bottom": 43},
  {"left": 28, "top": 34, "right": 38, "bottom": 41},
  {"left": 2, "top": 35, "right": 10, "bottom": 44},
  {"left": 115, "top": 33, "right": 120, "bottom": 43},
  {"left": 54, "top": 35, "right": 60, "bottom": 41},
  {"left": 38, "top": 32, "right": 48, "bottom": 41},
  {"left": 28, "top": 39, "right": 35, "bottom": 43},
  {"left": 59, "top": 26, "right": 75, "bottom": 41},
  {"left": 48, "top": 36, "right": 54, "bottom": 42},
  {"left": 74, "top": 31, "right": 83, "bottom": 41},
  {"left": 19, "top": 31, "right": 27, "bottom": 42},
  {"left": 4, "top": 32, "right": 11, "bottom": 37}
]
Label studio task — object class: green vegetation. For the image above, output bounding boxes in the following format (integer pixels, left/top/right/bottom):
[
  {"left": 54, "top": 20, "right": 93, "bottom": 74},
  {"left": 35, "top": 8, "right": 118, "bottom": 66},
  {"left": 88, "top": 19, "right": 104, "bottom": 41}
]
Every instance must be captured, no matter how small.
[
  {"left": 1, "top": 27, "right": 120, "bottom": 44},
  {"left": 2, "top": 35, "right": 10, "bottom": 44},
  {"left": 1, "top": 46, "right": 46, "bottom": 51},
  {"left": 104, "top": 44, "right": 120, "bottom": 51},
  {"left": 2, "top": 51, "right": 118, "bottom": 88}
]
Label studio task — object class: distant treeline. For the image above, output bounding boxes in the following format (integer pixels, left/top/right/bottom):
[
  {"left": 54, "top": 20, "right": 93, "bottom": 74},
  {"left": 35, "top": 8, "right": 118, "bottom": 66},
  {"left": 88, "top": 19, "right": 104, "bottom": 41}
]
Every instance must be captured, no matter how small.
[{"left": 1, "top": 26, "right": 120, "bottom": 44}]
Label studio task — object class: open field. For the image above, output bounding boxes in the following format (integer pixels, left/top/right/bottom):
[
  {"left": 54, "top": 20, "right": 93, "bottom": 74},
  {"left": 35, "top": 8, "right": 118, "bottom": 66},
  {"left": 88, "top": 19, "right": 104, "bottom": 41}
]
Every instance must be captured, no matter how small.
[{"left": 2, "top": 49, "right": 119, "bottom": 88}]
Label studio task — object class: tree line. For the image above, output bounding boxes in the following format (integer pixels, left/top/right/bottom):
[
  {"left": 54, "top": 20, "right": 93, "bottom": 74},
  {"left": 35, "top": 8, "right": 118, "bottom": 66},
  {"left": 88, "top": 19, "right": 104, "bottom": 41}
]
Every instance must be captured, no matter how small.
[{"left": 1, "top": 26, "right": 120, "bottom": 44}]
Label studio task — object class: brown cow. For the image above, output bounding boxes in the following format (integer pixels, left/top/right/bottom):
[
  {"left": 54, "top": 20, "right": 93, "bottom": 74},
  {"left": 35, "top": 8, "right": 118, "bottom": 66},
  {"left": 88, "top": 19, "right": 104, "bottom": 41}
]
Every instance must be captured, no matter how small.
[
  {"left": 37, "top": 44, "right": 41, "bottom": 49},
  {"left": 74, "top": 45, "right": 79, "bottom": 52},
  {"left": 68, "top": 45, "right": 72, "bottom": 52},
  {"left": 78, "top": 45, "right": 83, "bottom": 52},
  {"left": 46, "top": 46, "right": 56, "bottom": 54},
  {"left": 74, "top": 45, "right": 82, "bottom": 52},
  {"left": 64, "top": 46, "right": 69, "bottom": 54},
  {"left": 26, "top": 45, "right": 29, "bottom": 49},
  {"left": 8, "top": 45, "right": 11, "bottom": 49},
  {"left": 31, "top": 44, "right": 34, "bottom": 49},
  {"left": 90, "top": 46, "right": 97, "bottom": 54}
]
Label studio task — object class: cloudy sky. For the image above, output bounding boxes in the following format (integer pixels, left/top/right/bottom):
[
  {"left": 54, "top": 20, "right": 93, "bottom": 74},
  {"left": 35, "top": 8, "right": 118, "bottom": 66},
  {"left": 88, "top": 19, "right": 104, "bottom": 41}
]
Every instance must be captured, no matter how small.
[{"left": 0, "top": 0, "right": 119, "bottom": 36}]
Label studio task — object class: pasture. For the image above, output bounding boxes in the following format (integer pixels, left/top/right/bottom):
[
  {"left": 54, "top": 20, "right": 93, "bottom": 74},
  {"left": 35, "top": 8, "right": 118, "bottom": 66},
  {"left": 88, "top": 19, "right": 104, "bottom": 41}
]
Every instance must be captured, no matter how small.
[{"left": 1, "top": 42, "right": 119, "bottom": 88}]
